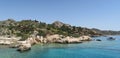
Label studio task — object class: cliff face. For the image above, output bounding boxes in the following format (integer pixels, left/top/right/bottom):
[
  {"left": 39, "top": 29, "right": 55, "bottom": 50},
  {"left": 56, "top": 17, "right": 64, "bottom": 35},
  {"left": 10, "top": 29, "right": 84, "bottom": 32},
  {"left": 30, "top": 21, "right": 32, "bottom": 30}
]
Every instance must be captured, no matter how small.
[{"left": 0, "top": 19, "right": 119, "bottom": 40}]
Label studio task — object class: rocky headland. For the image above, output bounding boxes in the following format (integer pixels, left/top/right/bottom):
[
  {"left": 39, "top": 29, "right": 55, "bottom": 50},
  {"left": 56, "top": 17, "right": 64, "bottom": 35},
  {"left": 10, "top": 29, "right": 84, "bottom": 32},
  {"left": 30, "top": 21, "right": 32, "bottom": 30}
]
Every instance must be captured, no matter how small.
[{"left": 0, "top": 19, "right": 119, "bottom": 52}]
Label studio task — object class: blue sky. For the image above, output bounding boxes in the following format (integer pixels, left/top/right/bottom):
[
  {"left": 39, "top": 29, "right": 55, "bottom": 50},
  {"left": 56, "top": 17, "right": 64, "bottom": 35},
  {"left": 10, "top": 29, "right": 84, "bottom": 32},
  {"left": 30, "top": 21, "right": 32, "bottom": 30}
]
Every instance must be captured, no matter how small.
[{"left": 0, "top": 0, "right": 120, "bottom": 30}]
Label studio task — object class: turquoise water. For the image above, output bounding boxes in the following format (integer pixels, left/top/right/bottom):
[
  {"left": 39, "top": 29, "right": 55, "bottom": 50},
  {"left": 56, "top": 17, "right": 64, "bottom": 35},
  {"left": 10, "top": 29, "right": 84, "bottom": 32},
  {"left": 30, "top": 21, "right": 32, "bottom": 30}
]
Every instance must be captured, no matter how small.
[{"left": 0, "top": 36, "right": 120, "bottom": 58}]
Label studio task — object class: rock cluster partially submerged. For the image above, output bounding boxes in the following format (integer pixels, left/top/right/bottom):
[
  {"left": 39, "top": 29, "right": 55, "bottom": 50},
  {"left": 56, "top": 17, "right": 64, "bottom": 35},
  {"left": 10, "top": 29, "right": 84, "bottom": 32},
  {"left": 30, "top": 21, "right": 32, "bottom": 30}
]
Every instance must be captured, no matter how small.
[
  {"left": 0, "top": 34, "right": 92, "bottom": 52},
  {"left": 55, "top": 36, "right": 91, "bottom": 44},
  {"left": 17, "top": 43, "right": 31, "bottom": 52},
  {"left": 17, "top": 35, "right": 92, "bottom": 52}
]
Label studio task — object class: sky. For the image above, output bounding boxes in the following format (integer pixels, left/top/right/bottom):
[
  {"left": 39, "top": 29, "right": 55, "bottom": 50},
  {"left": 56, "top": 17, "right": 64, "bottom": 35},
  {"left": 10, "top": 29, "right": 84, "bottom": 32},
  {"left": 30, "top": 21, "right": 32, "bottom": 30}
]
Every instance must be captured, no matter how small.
[{"left": 0, "top": 0, "right": 120, "bottom": 31}]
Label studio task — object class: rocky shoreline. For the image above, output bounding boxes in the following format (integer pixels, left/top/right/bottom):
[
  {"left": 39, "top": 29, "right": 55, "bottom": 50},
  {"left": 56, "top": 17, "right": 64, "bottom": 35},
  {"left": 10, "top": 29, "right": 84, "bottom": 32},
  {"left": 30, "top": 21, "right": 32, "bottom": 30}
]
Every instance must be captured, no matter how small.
[
  {"left": 0, "top": 19, "right": 119, "bottom": 52},
  {"left": 0, "top": 34, "right": 92, "bottom": 52}
]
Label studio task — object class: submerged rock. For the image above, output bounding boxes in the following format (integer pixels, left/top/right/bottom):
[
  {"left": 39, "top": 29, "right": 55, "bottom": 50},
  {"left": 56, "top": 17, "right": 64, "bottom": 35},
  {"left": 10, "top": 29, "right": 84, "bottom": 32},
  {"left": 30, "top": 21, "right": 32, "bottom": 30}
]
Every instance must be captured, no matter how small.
[
  {"left": 107, "top": 37, "right": 116, "bottom": 40},
  {"left": 96, "top": 39, "right": 102, "bottom": 41},
  {"left": 90, "top": 35, "right": 100, "bottom": 37}
]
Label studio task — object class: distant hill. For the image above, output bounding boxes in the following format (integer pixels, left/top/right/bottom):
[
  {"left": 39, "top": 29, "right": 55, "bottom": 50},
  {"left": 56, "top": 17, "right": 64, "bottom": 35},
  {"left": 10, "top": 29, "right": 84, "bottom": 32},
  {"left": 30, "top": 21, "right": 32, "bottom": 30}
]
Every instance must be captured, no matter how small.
[
  {"left": 91, "top": 28, "right": 120, "bottom": 35},
  {"left": 0, "top": 19, "right": 120, "bottom": 40}
]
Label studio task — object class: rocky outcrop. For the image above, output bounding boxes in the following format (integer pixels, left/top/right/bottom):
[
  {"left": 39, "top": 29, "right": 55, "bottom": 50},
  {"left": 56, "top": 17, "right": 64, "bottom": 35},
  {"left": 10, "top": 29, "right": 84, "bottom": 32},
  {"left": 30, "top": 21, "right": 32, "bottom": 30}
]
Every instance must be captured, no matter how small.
[
  {"left": 79, "top": 36, "right": 92, "bottom": 41},
  {"left": 17, "top": 43, "right": 31, "bottom": 52},
  {"left": 16, "top": 36, "right": 43, "bottom": 52},
  {"left": 4, "top": 34, "right": 92, "bottom": 52},
  {"left": 55, "top": 35, "right": 91, "bottom": 44},
  {"left": 52, "top": 21, "right": 70, "bottom": 28},
  {"left": 17, "top": 39, "right": 32, "bottom": 52},
  {"left": 45, "top": 34, "right": 62, "bottom": 43},
  {"left": 21, "top": 35, "right": 92, "bottom": 44},
  {"left": 0, "top": 36, "right": 20, "bottom": 45},
  {"left": 55, "top": 37, "right": 82, "bottom": 44}
]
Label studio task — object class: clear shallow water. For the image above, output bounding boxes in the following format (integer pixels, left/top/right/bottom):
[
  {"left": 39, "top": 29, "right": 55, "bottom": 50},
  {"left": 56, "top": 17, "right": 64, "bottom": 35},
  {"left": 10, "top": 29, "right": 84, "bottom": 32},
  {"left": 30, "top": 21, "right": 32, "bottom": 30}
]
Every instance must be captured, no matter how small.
[{"left": 0, "top": 36, "right": 120, "bottom": 58}]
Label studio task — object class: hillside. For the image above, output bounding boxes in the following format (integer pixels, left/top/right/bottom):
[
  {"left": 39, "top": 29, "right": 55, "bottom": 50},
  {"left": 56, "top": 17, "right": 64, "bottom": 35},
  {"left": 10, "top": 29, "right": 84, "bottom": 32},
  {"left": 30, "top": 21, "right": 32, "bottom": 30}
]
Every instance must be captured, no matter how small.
[{"left": 0, "top": 19, "right": 119, "bottom": 40}]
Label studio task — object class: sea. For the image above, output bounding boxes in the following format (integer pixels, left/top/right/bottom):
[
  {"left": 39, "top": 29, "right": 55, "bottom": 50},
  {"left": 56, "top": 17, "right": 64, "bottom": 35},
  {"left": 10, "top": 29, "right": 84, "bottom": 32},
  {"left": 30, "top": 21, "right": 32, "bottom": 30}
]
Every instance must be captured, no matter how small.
[{"left": 0, "top": 35, "right": 120, "bottom": 58}]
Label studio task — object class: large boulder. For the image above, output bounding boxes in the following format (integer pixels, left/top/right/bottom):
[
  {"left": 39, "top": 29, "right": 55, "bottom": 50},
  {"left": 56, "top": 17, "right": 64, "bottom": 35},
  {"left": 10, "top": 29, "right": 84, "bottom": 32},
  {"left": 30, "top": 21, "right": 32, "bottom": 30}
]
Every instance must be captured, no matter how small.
[
  {"left": 17, "top": 43, "right": 31, "bottom": 52},
  {"left": 46, "top": 34, "right": 61, "bottom": 43},
  {"left": 79, "top": 36, "right": 92, "bottom": 41},
  {"left": 26, "top": 37, "right": 38, "bottom": 45}
]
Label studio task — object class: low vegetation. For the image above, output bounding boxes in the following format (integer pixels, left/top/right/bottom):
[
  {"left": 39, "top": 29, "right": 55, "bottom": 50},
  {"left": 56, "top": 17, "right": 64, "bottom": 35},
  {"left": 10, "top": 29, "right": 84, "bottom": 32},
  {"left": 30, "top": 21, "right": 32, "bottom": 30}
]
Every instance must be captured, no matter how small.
[{"left": 0, "top": 19, "right": 119, "bottom": 40}]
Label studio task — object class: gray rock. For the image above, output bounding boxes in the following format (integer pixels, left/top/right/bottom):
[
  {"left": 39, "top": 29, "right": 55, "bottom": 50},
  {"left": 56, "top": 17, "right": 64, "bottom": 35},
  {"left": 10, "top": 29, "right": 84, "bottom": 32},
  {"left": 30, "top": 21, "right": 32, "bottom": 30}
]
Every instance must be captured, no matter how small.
[
  {"left": 107, "top": 37, "right": 116, "bottom": 40},
  {"left": 17, "top": 43, "right": 31, "bottom": 52},
  {"left": 96, "top": 39, "right": 102, "bottom": 41}
]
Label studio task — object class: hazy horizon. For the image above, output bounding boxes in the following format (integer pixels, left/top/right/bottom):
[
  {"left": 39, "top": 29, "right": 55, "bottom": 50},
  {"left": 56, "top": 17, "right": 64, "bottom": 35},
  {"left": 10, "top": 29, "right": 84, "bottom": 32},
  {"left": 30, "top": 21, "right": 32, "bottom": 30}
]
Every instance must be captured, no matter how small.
[{"left": 0, "top": 0, "right": 120, "bottom": 31}]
